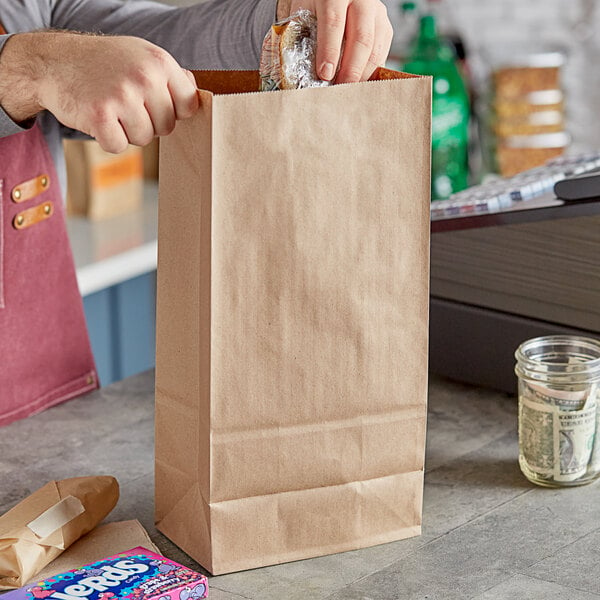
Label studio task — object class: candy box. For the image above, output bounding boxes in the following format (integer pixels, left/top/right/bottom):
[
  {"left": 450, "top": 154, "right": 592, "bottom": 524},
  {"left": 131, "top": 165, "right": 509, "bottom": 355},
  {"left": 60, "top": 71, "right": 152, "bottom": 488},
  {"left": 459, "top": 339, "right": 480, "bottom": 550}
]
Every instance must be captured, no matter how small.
[{"left": 2, "top": 548, "right": 208, "bottom": 600}]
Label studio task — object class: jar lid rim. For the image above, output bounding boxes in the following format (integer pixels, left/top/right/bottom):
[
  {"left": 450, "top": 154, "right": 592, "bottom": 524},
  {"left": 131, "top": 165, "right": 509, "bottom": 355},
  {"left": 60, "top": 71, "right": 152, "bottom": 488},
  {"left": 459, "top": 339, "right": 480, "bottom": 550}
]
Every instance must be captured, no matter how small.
[{"left": 515, "top": 336, "right": 600, "bottom": 378}]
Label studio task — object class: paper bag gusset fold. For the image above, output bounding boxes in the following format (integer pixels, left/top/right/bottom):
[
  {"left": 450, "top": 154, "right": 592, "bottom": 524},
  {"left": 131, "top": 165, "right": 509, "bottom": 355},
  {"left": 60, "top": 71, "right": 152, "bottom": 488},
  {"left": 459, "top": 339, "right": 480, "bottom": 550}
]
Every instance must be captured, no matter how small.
[{"left": 0, "top": 476, "right": 119, "bottom": 589}]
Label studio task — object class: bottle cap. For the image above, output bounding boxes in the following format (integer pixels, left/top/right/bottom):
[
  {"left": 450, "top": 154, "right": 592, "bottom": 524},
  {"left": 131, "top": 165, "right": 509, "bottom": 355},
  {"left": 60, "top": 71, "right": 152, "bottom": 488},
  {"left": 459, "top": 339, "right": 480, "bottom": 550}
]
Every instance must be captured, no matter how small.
[{"left": 420, "top": 14, "right": 437, "bottom": 39}]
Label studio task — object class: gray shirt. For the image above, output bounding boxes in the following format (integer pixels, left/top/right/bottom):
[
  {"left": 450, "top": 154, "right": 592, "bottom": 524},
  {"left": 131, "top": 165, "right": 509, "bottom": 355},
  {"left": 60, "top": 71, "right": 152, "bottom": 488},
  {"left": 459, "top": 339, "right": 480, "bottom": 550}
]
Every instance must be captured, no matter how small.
[{"left": 0, "top": 0, "right": 276, "bottom": 193}]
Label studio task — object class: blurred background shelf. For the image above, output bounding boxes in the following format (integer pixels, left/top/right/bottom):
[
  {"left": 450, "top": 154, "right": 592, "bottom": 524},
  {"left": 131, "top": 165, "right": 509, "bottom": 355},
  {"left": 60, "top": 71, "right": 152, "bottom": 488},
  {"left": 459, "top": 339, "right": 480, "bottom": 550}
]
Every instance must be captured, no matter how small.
[{"left": 67, "top": 184, "right": 158, "bottom": 386}]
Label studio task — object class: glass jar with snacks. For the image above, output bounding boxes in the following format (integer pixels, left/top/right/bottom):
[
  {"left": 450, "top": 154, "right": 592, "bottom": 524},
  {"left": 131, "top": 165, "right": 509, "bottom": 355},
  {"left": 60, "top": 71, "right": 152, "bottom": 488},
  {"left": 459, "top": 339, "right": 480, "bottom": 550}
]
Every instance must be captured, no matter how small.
[{"left": 478, "top": 44, "right": 568, "bottom": 177}]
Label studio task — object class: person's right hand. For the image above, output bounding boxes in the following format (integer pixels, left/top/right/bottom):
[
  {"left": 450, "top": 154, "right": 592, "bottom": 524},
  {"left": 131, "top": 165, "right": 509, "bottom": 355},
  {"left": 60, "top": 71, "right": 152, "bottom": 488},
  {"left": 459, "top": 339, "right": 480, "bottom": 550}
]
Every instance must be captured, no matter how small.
[
  {"left": 277, "top": 0, "right": 393, "bottom": 84},
  {"left": 0, "top": 32, "right": 199, "bottom": 153}
]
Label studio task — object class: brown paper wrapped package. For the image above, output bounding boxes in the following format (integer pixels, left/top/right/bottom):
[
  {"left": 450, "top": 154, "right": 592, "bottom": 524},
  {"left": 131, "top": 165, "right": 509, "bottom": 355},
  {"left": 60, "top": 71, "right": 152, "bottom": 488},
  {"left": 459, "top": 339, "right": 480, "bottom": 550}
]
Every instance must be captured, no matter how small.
[
  {"left": 156, "top": 68, "right": 432, "bottom": 574},
  {"left": 29, "top": 521, "right": 160, "bottom": 583},
  {"left": 0, "top": 476, "right": 119, "bottom": 589}
]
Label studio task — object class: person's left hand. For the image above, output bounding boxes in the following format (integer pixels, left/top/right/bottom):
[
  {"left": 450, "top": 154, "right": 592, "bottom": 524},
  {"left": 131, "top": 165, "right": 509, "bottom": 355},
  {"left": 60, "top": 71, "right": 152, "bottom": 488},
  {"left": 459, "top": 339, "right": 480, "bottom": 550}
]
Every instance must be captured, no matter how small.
[{"left": 278, "top": 0, "right": 393, "bottom": 84}]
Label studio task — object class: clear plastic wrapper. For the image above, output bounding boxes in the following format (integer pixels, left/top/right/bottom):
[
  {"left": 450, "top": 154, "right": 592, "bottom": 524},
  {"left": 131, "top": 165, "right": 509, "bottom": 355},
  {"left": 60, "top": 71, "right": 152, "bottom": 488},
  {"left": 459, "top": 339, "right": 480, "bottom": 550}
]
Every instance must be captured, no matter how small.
[{"left": 260, "top": 9, "right": 330, "bottom": 91}]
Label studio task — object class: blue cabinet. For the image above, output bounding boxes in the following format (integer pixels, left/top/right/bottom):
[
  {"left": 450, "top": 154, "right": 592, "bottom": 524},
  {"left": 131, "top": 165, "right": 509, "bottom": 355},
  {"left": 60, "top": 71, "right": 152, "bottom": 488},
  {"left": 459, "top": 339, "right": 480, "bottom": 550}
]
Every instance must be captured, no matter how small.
[{"left": 82, "top": 271, "right": 156, "bottom": 386}]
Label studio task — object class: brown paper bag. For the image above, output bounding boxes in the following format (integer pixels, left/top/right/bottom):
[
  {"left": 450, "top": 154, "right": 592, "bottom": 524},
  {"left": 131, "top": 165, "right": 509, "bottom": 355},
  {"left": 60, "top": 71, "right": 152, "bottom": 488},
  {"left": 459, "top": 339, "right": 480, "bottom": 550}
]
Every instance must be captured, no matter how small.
[
  {"left": 155, "top": 68, "right": 431, "bottom": 575},
  {"left": 30, "top": 520, "right": 160, "bottom": 583},
  {"left": 0, "top": 476, "right": 119, "bottom": 589}
]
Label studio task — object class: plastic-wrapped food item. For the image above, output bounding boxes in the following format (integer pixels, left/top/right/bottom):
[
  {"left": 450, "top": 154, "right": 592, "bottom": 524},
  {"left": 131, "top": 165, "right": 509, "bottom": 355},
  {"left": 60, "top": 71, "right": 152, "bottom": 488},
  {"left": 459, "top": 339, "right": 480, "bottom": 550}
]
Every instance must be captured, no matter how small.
[
  {"left": 491, "top": 110, "right": 564, "bottom": 137},
  {"left": 490, "top": 47, "right": 565, "bottom": 99},
  {"left": 476, "top": 43, "right": 569, "bottom": 176},
  {"left": 496, "top": 132, "right": 570, "bottom": 177},
  {"left": 493, "top": 90, "right": 564, "bottom": 119},
  {"left": 260, "top": 9, "right": 330, "bottom": 91},
  {"left": 493, "top": 66, "right": 562, "bottom": 100}
]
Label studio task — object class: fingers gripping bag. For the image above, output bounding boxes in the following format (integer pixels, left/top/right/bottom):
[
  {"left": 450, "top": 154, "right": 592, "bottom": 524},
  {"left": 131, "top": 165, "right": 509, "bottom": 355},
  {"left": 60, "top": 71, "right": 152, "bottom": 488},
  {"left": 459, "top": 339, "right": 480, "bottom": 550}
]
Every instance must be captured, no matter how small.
[{"left": 260, "top": 9, "right": 331, "bottom": 91}]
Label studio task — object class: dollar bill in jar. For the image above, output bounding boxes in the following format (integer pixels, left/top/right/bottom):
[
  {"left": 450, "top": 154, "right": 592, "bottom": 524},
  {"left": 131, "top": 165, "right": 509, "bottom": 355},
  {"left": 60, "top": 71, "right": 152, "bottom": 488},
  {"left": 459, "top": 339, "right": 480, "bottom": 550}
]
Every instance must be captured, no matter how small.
[
  {"left": 519, "top": 381, "right": 597, "bottom": 483},
  {"left": 515, "top": 336, "right": 600, "bottom": 487}
]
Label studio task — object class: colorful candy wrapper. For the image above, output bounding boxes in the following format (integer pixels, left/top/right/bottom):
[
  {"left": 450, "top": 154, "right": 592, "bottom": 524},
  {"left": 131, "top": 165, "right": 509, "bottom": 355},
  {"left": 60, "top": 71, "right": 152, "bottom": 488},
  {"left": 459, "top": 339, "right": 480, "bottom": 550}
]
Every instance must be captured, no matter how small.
[{"left": 1, "top": 547, "right": 208, "bottom": 600}]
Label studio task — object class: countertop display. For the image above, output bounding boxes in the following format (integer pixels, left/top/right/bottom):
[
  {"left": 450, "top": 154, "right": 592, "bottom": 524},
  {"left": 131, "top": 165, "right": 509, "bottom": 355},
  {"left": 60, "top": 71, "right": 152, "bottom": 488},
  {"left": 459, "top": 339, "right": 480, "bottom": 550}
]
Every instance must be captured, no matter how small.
[{"left": 2, "top": 371, "right": 600, "bottom": 599}]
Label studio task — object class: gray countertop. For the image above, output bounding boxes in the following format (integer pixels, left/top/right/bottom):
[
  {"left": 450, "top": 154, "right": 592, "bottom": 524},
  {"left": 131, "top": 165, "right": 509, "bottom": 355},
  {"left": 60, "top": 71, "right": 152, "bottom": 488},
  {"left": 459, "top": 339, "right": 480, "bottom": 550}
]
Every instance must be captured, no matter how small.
[{"left": 2, "top": 371, "right": 600, "bottom": 599}]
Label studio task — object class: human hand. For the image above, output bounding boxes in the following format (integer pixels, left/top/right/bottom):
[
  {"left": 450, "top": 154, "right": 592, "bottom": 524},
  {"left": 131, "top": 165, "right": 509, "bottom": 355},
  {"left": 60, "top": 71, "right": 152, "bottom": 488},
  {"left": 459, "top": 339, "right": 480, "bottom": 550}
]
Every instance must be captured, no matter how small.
[
  {"left": 0, "top": 32, "right": 199, "bottom": 153},
  {"left": 277, "top": 0, "right": 393, "bottom": 84}
]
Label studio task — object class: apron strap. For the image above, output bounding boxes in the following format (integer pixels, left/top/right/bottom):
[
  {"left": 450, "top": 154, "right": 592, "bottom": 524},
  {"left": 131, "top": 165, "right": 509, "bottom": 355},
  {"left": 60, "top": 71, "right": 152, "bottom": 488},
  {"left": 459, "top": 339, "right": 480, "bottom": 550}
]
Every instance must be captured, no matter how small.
[{"left": 0, "top": 23, "right": 6, "bottom": 35}]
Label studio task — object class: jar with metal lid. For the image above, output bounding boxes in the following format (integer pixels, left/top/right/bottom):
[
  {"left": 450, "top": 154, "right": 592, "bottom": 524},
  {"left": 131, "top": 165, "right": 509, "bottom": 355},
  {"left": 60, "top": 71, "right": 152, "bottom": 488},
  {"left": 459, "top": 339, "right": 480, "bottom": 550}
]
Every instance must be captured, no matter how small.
[{"left": 515, "top": 335, "right": 600, "bottom": 487}]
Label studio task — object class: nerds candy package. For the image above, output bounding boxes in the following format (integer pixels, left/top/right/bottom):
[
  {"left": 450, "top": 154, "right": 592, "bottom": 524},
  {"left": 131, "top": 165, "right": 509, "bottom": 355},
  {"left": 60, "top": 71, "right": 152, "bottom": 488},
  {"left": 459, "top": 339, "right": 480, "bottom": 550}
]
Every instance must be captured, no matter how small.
[{"left": 3, "top": 548, "right": 208, "bottom": 600}]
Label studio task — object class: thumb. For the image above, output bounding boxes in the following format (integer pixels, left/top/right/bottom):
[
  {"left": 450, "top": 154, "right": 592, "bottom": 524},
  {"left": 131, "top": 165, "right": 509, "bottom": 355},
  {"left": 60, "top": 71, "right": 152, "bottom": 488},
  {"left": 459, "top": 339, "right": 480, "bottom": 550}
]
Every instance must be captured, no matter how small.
[{"left": 183, "top": 69, "right": 197, "bottom": 87}]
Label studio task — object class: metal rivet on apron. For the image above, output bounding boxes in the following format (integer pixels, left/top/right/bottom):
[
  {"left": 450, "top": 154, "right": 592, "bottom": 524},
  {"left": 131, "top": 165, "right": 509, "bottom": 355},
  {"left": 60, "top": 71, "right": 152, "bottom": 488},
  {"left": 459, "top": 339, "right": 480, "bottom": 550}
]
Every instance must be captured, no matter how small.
[
  {"left": 11, "top": 174, "right": 51, "bottom": 203},
  {"left": 13, "top": 201, "right": 54, "bottom": 230},
  {"left": 86, "top": 374, "right": 95, "bottom": 385}
]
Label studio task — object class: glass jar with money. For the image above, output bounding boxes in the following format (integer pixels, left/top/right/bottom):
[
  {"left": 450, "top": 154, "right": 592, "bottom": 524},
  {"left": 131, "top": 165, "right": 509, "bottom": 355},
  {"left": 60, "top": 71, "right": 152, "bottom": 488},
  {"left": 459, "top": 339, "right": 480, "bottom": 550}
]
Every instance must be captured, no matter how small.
[{"left": 515, "top": 335, "right": 600, "bottom": 487}]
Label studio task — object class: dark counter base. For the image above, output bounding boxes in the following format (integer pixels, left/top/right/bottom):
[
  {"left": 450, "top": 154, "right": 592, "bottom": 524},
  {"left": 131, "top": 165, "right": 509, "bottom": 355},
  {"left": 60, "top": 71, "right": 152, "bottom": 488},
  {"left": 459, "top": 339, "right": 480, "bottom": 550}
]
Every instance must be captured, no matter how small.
[{"left": 429, "top": 296, "right": 596, "bottom": 394}]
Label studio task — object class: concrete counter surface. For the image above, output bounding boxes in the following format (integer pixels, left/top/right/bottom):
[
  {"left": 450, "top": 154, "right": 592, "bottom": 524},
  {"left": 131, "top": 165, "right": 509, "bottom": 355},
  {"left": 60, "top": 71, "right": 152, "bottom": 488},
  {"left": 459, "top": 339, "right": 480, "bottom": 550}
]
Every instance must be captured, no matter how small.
[{"left": 2, "top": 371, "right": 600, "bottom": 599}]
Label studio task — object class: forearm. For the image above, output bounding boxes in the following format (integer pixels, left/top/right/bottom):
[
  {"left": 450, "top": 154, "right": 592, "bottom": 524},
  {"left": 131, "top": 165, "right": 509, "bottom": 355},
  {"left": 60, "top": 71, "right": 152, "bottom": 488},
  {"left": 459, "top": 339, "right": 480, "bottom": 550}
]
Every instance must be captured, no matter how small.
[
  {"left": 0, "top": 0, "right": 288, "bottom": 128},
  {"left": 0, "top": 33, "right": 47, "bottom": 124},
  {"left": 0, "top": 29, "right": 199, "bottom": 153}
]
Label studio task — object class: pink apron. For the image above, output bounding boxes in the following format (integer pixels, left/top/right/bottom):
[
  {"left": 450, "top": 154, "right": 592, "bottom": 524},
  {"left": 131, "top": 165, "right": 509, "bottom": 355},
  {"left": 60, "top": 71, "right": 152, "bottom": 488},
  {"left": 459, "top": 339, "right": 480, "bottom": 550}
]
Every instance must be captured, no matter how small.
[{"left": 0, "top": 114, "right": 99, "bottom": 425}]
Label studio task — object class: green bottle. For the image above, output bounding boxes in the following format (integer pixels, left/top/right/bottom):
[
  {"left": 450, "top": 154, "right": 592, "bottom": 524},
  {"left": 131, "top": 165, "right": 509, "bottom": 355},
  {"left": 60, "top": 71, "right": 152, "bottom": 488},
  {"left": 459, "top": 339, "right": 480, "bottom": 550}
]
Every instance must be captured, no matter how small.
[
  {"left": 403, "top": 14, "right": 469, "bottom": 200},
  {"left": 386, "top": 2, "right": 419, "bottom": 70}
]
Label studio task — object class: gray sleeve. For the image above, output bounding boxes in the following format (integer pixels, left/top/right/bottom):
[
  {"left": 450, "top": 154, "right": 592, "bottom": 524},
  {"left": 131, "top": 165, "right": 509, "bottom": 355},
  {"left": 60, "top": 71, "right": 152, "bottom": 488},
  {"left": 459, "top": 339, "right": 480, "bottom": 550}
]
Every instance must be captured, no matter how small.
[
  {"left": 0, "top": 34, "right": 36, "bottom": 139},
  {"left": 51, "top": 0, "right": 277, "bottom": 70}
]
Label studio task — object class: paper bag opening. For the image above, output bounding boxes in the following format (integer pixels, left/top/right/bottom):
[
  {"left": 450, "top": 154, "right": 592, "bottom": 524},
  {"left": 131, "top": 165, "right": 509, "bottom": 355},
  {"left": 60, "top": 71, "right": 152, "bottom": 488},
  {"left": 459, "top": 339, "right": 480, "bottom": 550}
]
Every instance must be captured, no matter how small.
[{"left": 193, "top": 67, "right": 422, "bottom": 96}]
